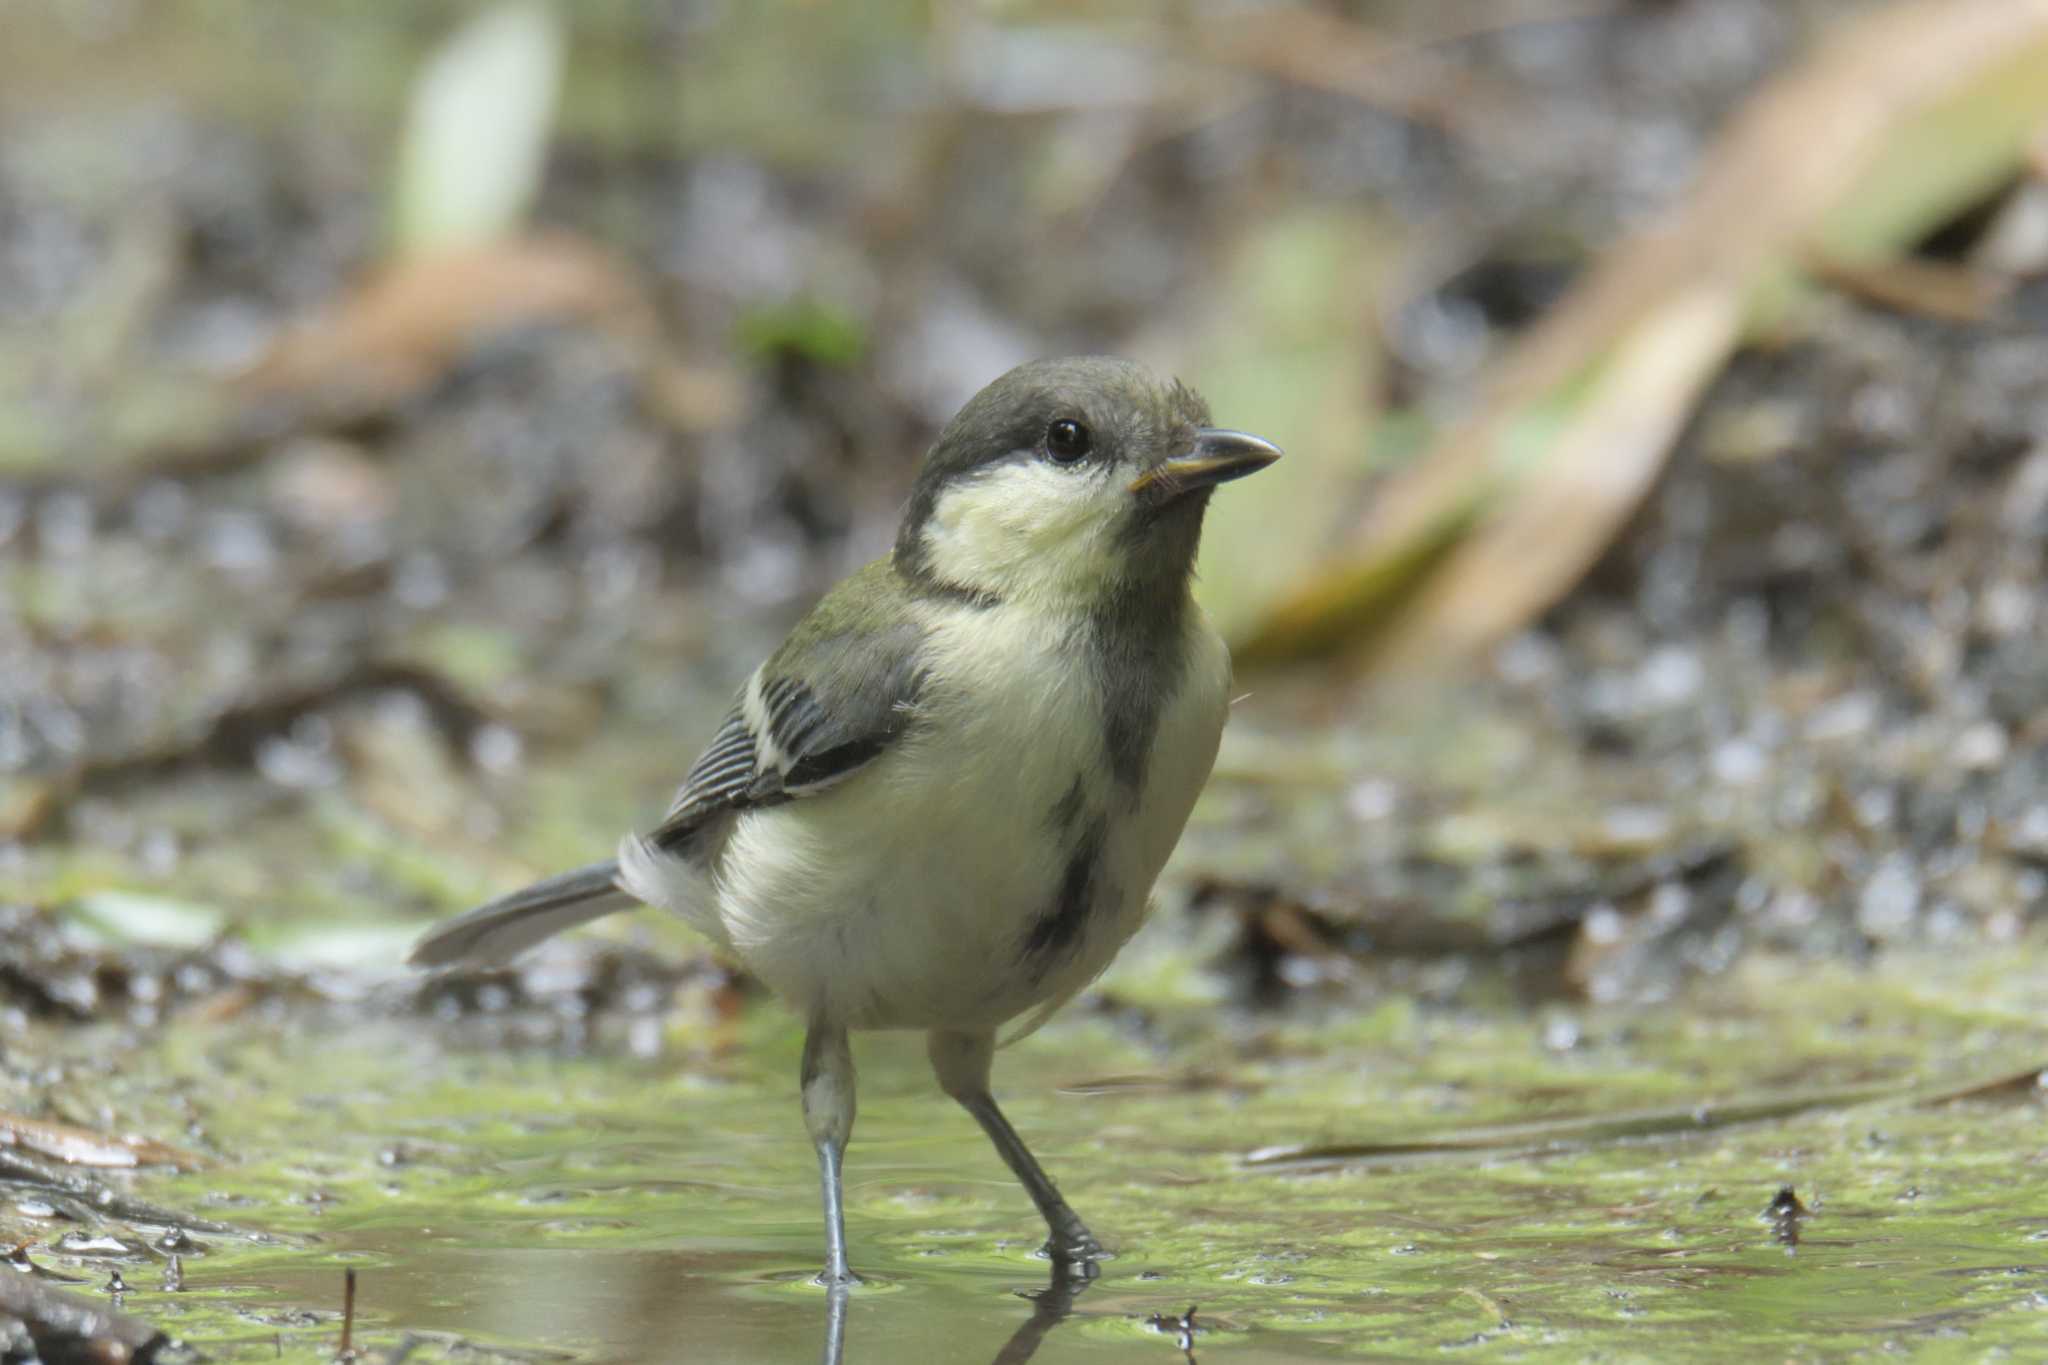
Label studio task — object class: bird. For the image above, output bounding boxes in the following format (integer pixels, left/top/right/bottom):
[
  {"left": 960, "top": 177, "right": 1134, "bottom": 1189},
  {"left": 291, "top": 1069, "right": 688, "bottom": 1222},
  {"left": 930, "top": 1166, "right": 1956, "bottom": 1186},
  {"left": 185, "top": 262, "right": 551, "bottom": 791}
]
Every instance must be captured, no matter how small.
[{"left": 408, "top": 355, "right": 1280, "bottom": 1285}]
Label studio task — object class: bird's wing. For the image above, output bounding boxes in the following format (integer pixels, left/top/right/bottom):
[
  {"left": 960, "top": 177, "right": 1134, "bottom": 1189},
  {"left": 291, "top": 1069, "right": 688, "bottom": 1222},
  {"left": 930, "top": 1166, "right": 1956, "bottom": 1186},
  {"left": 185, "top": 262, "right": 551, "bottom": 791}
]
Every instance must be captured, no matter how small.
[{"left": 651, "top": 563, "right": 927, "bottom": 848}]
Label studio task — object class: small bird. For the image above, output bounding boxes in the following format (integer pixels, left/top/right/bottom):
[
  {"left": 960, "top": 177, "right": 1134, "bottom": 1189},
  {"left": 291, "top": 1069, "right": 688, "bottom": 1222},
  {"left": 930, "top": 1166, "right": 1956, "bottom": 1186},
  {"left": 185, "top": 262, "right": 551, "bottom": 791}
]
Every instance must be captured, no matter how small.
[{"left": 409, "top": 356, "right": 1279, "bottom": 1284}]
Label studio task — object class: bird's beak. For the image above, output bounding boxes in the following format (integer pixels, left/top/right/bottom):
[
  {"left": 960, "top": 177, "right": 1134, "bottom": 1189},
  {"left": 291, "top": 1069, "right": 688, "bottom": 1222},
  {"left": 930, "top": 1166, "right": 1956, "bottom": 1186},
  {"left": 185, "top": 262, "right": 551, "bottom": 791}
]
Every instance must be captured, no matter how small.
[{"left": 1128, "top": 428, "right": 1283, "bottom": 498}]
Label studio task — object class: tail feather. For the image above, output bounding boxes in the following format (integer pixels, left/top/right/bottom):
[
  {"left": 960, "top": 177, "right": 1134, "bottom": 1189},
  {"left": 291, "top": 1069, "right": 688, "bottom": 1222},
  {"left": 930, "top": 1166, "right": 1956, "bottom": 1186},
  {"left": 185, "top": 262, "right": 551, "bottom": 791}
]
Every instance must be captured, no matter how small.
[{"left": 408, "top": 860, "right": 634, "bottom": 968}]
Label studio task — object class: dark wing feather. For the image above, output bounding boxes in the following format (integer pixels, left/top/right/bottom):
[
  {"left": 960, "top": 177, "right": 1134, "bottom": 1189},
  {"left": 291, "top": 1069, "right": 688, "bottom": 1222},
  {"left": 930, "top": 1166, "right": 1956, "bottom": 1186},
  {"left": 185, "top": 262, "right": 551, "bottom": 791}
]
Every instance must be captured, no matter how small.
[
  {"left": 651, "top": 564, "right": 926, "bottom": 849},
  {"left": 657, "top": 707, "right": 758, "bottom": 835}
]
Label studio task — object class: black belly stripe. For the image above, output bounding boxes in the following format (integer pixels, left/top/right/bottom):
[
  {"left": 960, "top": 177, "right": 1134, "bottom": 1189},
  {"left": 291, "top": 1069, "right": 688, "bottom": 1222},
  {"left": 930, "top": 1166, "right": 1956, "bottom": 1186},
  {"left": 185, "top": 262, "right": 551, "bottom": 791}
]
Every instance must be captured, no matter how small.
[
  {"left": 1022, "top": 816, "right": 1104, "bottom": 974},
  {"left": 1046, "top": 774, "right": 1086, "bottom": 836}
]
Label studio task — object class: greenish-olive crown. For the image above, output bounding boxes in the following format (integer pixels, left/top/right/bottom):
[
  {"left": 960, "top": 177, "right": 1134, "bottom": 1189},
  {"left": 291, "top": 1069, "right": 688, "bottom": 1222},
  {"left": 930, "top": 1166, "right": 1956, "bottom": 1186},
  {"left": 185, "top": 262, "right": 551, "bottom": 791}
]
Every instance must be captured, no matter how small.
[{"left": 892, "top": 356, "right": 1213, "bottom": 586}]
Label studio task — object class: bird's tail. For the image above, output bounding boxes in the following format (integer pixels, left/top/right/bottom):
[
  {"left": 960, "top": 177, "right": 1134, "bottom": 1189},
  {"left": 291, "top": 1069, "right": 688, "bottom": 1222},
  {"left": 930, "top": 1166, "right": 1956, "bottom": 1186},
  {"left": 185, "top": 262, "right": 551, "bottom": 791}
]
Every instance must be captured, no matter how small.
[{"left": 408, "top": 860, "right": 635, "bottom": 968}]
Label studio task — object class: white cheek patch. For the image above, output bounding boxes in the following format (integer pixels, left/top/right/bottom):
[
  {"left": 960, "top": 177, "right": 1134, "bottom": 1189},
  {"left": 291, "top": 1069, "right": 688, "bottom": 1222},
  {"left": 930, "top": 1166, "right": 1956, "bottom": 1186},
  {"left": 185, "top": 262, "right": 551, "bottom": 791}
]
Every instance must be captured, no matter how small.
[{"left": 920, "top": 460, "right": 1121, "bottom": 602}]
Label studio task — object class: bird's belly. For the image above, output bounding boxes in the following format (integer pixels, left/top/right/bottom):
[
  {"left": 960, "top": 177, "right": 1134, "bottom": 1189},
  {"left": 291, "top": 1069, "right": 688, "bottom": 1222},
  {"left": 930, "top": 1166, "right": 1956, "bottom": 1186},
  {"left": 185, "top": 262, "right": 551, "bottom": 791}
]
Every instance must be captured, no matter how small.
[
  {"left": 715, "top": 717, "right": 1097, "bottom": 1030},
  {"left": 711, "top": 614, "right": 1229, "bottom": 1032}
]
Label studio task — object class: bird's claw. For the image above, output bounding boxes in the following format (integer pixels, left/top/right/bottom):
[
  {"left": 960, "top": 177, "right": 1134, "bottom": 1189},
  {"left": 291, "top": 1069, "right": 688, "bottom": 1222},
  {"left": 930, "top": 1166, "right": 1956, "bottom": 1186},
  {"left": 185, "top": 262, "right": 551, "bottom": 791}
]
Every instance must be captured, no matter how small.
[{"left": 1041, "top": 1229, "right": 1106, "bottom": 1274}]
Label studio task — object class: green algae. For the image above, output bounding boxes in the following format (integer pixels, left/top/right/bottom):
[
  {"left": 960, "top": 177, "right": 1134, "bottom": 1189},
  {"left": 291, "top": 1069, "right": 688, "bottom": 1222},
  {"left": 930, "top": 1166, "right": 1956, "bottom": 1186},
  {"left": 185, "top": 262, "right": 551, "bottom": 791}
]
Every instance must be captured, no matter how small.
[{"left": 5, "top": 940, "right": 2039, "bottom": 1364}]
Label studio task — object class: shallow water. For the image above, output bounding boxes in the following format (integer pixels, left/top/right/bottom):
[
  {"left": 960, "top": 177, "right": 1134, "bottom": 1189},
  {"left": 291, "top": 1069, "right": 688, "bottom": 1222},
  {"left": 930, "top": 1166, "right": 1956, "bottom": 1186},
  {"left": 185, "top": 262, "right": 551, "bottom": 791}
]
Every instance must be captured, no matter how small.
[{"left": 11, "top": 943, "right": 2038, "bottom": 1363}]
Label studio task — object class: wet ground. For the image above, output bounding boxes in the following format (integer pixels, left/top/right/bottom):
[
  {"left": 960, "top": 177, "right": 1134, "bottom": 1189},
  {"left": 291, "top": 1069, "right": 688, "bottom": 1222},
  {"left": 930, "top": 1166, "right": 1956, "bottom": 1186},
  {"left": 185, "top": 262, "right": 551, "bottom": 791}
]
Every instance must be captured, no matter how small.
[
  {"left": 3, "top": 0, "right": 2046, "bottom": 1360},
  {"left": 13, "top": 944, "right": 2048, "bottom": 1362}
]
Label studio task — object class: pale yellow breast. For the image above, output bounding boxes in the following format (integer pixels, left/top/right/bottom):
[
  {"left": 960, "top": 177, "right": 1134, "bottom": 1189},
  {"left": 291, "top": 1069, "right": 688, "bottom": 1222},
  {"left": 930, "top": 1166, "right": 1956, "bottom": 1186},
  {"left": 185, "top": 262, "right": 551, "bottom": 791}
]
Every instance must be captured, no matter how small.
[{"left": 707, "top": 597, "right": 1231, "bottom": 1032}]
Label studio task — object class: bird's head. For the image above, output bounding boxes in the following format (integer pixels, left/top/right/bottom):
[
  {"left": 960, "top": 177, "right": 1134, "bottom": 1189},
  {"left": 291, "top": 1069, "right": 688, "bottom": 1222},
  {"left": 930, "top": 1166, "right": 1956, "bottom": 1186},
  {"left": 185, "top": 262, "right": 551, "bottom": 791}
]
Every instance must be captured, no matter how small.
[{"left": 893, "top": 356, "right": 1280, "bottom": 607}]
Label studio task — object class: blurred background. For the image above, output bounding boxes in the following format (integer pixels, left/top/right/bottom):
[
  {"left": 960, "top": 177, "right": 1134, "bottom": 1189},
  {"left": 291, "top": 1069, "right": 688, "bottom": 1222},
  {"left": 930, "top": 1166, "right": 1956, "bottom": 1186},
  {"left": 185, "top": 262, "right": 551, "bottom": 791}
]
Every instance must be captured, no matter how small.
[{"left": 4, "top": 1, "right": 2048, "bottom": 1361}]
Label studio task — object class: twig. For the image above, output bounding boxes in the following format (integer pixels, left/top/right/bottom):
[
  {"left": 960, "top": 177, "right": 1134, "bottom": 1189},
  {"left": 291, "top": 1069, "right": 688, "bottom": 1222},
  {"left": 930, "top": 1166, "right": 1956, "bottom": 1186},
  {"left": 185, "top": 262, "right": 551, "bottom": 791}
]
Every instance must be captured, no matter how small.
[
  {"left": 1246, "top": 1061, "right": 2048, "bottom": 1167},
  {"left": 0, "top": 1147, "right": 239, "bottom": 1233},
  {"left": 1201, "top": 7, "right": 1523, "bottom": 140},
  {"left": 337, "top": 1268, "right": 356, "bottom": 1360},
  {"left": 15, "top": 659, "right": 503, "bottom": 844}
]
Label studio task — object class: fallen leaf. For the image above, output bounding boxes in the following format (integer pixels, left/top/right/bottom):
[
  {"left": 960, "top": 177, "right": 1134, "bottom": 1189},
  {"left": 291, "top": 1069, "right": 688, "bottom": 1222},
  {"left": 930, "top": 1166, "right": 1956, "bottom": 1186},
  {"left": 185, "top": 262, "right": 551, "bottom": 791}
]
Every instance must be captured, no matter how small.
[
  {"left": 65, "top": 893, "right": 224, "bottom": 951},
  {"left": 0, "top": 1114, "right": 204, "bottom": 1171},
  {"left": 1805, "top": 251, "right": 2011, "bottom": 323},
  {"left": 1236, "top": 0, "right": 2048, "bottom": 671},
  {"left": 238, "top": 233, "right": 655, "bottom": 415},
  {"left": 393, "top": 1, "right": 565, "bottom": 254}
]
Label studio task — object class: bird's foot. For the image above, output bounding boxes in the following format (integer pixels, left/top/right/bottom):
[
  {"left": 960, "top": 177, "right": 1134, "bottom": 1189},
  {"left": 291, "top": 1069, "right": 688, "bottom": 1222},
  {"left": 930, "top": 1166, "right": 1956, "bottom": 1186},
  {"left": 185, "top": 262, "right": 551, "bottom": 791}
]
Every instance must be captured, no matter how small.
[
  {"left": 1040, "top": 1226, "right": 1106, "bottom": 1274},
  {"left": 811, "top": 1267, "right": 865, "bottom": 1290}
]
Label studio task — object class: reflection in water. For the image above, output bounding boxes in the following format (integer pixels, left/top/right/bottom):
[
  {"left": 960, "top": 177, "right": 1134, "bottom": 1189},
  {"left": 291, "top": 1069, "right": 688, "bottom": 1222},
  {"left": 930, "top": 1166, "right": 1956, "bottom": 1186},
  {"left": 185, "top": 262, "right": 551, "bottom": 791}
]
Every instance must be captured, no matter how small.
[
  {"left": 819, "top": 1260, "right": 1092, "bottom": 1365},
  {"left": 1146, "top": 1303, "right": 1200, "bottom": 1363},
  {"left": 1763, "top": 1184, "right": 1809, "bottom": 1255},
  {"left": 821, "top": 1283, "right": 849, "bottom": 1365},
  {"left": 988, "top": 1259, "right": 1092, "bottom": 1365}
]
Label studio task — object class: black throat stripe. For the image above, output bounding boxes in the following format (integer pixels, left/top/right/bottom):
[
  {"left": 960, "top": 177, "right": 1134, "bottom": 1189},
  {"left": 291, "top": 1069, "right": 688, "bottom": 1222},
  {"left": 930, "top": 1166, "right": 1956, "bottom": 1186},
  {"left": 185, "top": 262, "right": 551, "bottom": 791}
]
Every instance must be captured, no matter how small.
[{"left": 1083, "top": 581, "right": 1190, "bottom": 795}]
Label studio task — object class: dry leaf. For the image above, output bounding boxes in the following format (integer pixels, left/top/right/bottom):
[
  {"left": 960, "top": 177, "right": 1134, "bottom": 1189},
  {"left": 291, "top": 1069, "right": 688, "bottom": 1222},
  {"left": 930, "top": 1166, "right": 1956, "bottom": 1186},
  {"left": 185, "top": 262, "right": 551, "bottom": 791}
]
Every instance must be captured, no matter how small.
[
  {"left": 1236, "top": 0, "right": 2048, "bottom": 671},
  {"left": 0, "top": 1113, "right": 204, "bottom": 1170},
  {"left": 1804, "top": 251, "right": 2011, "bottom": 323},
  {"left": 239, "top": 233, "right": 655, "bottom": 415},
  {"left": 393, "top": 1, "right": 564, "bottom": 253}
]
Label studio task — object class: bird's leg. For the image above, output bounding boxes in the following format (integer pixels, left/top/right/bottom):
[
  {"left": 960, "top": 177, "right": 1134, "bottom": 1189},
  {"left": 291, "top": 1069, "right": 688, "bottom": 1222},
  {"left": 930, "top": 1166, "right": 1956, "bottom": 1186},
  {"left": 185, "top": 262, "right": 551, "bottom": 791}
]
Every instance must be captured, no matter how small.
[
  {"left": 802, "top": 1018, "right": 860, "bottom": 1287},
  {"left": 927, "top": 1029, "right": 1104, "bottom": 1269}
]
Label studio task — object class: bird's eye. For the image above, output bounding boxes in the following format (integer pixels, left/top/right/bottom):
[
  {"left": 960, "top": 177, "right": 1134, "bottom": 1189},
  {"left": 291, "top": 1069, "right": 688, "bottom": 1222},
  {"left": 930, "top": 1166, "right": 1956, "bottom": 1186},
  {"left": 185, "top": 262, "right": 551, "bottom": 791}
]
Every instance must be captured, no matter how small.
[{"left": 1045, "top": 418, "right": 1092, "bottom": 463}]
